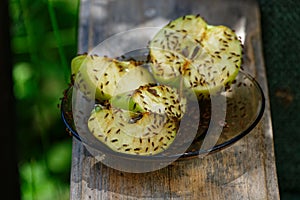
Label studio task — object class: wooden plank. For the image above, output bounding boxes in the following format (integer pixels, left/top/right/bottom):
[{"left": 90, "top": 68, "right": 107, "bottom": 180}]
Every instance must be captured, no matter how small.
[{"left": 71, "top": 0, "right": 280, "bottom": 199}]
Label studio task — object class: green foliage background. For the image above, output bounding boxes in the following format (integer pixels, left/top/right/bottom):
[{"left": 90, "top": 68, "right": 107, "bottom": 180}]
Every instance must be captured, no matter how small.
[{"left": 10, "top": 0, "right": 79, "bottom": 199}]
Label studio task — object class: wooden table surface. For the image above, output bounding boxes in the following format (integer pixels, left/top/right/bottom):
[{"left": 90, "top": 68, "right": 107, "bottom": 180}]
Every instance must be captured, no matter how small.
[{"left": 70, "top": 0, "right": 280, "bottom": 199}]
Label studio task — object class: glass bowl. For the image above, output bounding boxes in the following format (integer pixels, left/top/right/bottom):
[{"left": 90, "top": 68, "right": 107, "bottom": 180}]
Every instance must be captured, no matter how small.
[
  {"left": 61, "top": 71, "right": 265, "bottom": 173},
  {"left": 60, "top": 28, "right": 265, "bottom": 173}
]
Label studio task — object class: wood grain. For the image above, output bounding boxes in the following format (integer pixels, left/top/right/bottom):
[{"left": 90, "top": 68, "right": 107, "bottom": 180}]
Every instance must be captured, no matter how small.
[{"left": 71, "top": 0, "right": 280, "bottom": 199}]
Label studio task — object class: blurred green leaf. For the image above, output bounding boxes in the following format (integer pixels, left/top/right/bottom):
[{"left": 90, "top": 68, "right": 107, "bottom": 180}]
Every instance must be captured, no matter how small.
[
  {"left": 47, "top": 140, "right": 72, "bottom": 173},
  {"left": 13, "top": 62, "right": 36, "bottom": 99},
  {"left": 20, "top": 160, "right": 70, "bottom": 200}
]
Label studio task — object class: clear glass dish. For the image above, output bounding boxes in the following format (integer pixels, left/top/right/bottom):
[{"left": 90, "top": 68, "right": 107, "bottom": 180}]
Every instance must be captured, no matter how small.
[
  {"left": 61, "top": 70, "right": 265, "bottom": 155},
  {"left": 60, "top": 28, "right": 265, "bottom": 172}
]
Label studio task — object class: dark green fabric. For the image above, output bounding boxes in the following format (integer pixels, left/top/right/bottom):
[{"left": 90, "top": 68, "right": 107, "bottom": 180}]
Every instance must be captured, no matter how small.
[{"left": 258, "top": 0, "right": 300, "bottom": 198}]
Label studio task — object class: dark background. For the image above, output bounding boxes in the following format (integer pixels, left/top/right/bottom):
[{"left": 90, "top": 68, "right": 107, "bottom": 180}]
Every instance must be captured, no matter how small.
[
  {"left": 1, "top": 0, "right": 299, "bottom": 199},
  {"left": 259, "top": 1, "right": 300, "bottom": 199}
]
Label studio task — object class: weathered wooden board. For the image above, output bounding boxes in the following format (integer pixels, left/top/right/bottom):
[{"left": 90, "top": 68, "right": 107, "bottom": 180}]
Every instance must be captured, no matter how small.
[{"left": 70, "top": 0, "right": 280, "bottom": 199}]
